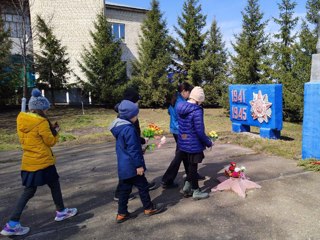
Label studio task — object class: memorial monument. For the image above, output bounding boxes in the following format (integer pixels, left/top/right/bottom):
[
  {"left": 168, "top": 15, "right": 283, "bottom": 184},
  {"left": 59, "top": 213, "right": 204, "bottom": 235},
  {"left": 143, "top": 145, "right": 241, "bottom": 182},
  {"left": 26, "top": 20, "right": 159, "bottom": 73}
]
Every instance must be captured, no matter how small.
[{"left": 302, "top": 12, "right": 320, "bottom": 159}]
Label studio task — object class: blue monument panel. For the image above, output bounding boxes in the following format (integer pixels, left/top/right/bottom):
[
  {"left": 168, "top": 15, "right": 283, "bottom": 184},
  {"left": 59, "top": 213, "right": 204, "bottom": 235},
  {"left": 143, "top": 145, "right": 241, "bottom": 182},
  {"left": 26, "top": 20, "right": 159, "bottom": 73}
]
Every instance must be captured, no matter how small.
[
  {"left": 229, "top": 84, "right": 283, "bottom": 139},
  {"left": 302, "top": 82, "right": 320, "bottom": 159}
]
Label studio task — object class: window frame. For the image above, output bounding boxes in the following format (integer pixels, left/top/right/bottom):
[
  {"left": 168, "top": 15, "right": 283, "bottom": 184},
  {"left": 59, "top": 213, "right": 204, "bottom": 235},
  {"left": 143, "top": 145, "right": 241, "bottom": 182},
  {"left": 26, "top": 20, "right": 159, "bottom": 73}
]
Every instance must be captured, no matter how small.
[{"left": 111, "top": 22, "right": 125, "bottom": 41}]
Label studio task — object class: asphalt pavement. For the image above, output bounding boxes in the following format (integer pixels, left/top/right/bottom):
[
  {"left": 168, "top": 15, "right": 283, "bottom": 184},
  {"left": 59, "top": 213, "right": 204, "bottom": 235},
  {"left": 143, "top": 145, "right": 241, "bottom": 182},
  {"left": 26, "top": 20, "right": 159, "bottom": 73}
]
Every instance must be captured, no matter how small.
[{"left": 0, "top": 137, "right": 319, "bottom": 240}]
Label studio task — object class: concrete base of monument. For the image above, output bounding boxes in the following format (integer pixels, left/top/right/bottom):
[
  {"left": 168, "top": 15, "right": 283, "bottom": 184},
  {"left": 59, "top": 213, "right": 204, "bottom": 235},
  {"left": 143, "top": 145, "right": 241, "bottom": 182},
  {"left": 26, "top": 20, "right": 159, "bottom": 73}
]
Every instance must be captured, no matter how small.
[
  {"left": 260, "top": 128, "right": 281, "bottom": 139},
  {"left": 232, "top": 123, "right": 281, "bottom": 139},
  {"left": 232, "top": 122, "right": 250, "bottom": 132}
]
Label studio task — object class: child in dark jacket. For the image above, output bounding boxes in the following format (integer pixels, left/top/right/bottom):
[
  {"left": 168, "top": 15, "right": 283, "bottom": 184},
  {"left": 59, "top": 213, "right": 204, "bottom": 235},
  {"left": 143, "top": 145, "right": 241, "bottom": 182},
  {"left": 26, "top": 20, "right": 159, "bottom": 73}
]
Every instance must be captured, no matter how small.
[
  {"left": 109, "top": 100, "right": 164, "bottom": 223},
  {"left": 177, "top": 87, "right": 213, "bottom": 200},
  {"left": 113, "top": 87, "right": 156, "bottom": 202}
]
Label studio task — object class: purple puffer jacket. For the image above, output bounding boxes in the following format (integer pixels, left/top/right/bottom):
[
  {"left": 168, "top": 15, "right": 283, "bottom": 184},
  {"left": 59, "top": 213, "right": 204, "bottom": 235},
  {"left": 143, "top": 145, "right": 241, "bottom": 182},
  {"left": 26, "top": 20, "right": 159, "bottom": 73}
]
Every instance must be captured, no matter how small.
[{"left": 177, "top": 101, "right": 212, "bottom": 153}]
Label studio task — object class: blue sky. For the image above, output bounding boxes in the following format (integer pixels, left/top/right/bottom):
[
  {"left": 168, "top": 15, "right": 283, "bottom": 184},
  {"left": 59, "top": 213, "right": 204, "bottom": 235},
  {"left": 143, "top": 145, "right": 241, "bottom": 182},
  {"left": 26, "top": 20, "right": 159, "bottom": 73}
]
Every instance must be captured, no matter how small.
[{"left": 107, "top": 0, "right": 309, "bottom": 51}]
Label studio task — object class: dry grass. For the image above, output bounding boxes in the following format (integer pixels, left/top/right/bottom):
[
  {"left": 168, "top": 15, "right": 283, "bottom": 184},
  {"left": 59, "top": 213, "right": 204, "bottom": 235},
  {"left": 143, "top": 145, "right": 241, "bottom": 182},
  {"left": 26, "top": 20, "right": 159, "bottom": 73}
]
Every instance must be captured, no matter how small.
[{"left": 0, "top": 106, "right": 303, "bottom": 162}]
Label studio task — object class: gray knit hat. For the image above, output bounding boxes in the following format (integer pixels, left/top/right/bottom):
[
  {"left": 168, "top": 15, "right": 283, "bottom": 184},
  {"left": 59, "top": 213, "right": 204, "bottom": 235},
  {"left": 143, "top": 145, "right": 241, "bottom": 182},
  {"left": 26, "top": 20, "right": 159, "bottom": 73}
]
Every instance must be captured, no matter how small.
[{"left": 28, "top": 88, "right": 50, "bottom": 111}]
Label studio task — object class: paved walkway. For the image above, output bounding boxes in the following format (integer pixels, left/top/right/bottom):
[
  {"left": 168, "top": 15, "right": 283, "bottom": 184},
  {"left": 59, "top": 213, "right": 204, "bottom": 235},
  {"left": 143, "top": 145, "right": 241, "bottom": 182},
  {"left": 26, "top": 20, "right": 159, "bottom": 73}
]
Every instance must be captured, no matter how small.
[{"left": 0, "top": 138, "right": 319, "bottom": 240}]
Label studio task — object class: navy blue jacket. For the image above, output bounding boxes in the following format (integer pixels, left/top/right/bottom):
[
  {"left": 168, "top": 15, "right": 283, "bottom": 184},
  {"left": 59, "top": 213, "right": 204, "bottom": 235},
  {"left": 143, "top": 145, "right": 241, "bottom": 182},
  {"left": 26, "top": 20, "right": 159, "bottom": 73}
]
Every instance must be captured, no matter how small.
[
  {"left": 177, "top": 101, "right": 212, "bottom": 153},
  {"left": 110, "top": 118, "right": 146, "bottom": 180}
]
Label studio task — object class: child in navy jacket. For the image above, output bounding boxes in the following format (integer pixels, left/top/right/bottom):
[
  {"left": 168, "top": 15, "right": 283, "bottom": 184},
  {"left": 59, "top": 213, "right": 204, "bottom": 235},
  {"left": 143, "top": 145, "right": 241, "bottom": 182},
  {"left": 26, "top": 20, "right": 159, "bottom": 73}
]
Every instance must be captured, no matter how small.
[
  {"left": 109, "top": 100, "right": 164, "bottom": 223},
  {"left": 177, "top": 87, "right": 213, "bottom": 200}
]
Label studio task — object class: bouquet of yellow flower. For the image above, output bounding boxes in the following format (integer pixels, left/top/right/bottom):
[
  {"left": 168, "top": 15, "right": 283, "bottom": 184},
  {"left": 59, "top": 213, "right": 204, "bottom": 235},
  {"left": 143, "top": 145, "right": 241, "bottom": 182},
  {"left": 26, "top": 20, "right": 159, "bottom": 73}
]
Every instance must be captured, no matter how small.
[
  {"left": 208, "top": 130, "right": 219, "bottom": 141},
  {"left": 142, "top": 123, "right": 163, "bottom": 139},
  {"left": 142, "top": 123, "right": 166, "bottom": 151}
]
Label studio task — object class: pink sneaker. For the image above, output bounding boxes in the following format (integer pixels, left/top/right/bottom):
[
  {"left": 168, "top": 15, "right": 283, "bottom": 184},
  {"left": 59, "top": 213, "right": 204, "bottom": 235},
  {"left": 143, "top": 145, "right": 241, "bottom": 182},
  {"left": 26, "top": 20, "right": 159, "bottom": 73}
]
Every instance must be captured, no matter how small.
[
  {"left": 0, "top": 223, "right": 30, "bottom": 236},
  {"left": 54, "top": 208, "right": 78, "bottom": 221}
]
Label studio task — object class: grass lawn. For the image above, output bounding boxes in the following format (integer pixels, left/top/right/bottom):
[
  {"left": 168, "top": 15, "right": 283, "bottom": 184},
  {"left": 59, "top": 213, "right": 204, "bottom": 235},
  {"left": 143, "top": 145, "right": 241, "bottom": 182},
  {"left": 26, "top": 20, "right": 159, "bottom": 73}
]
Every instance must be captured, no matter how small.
[{"left": 0, "top": 106, "right": 303, "bottom": 161}]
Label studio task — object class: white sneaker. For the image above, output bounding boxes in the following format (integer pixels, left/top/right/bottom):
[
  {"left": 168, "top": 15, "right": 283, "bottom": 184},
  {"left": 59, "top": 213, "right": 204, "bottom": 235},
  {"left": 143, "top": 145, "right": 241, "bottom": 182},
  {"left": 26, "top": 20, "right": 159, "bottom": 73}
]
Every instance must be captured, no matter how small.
[
  {"left": 0, "top": 223, "right": 30, "bottom": 236},
  {"left": 54, "top": 208, "right": 78, "bottom": 222}
]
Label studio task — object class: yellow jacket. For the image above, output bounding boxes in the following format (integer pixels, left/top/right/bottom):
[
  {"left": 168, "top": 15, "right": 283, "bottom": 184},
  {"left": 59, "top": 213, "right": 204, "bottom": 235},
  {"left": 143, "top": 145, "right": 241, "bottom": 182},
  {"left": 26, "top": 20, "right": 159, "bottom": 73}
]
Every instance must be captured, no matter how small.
[{"left": 17, "top": 112, "right": 59, "bottom": 171}]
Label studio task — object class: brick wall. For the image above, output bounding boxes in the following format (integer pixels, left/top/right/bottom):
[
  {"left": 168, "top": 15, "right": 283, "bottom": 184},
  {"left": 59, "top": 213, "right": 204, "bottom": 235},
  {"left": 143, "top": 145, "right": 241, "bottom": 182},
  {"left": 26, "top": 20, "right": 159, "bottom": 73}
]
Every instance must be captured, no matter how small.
[{"left": 29, "top": 0, "right": 104, "bottom": 84}]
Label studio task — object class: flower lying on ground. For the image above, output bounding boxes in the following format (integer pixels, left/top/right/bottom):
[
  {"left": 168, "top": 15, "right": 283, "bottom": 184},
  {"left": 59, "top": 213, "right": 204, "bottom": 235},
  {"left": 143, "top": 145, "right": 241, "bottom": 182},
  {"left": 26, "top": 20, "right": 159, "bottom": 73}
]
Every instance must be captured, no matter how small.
[
  {"left": 225, "top": 162, "right": 246, "bottom": 178},
  {"left": 208, "top": 130, "right": 219, "bottom": 141}
]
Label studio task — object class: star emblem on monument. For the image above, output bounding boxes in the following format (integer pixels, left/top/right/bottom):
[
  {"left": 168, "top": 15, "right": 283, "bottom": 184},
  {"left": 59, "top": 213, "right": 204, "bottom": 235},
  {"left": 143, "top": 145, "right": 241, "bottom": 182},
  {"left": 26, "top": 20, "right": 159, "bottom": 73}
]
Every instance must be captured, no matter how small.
[{"left": 249, "top": 90, "right": 272, "bottom": 123}]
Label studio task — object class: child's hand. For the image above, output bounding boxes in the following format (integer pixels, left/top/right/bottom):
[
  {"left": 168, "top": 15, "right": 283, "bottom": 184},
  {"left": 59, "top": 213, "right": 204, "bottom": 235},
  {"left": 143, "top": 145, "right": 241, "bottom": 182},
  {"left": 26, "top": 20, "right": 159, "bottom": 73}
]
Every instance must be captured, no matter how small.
[
  {"left": 54, "top": 122, "right": 60, "bottom": 132},
  {"left": 207, "top": 141, "right": 214, "bottom": 151},
  {"left": 142, "top": 146, "right": 148, "bottom": 154},
  {"left": 136, "top": 167, "right": 144, "bottom": 176}
]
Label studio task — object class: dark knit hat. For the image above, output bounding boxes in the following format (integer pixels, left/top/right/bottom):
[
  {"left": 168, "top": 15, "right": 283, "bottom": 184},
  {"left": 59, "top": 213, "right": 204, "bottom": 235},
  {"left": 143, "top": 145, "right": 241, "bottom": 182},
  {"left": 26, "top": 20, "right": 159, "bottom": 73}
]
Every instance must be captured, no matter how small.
[
  {"left": 28, "top": 88, "right": 50, "bottom": 111},
  {"left": 123, "top": 87, "right": 141, "bottom": 103},
  {"left": 118, "top": 100, "right": 139, "bottom": 120}
]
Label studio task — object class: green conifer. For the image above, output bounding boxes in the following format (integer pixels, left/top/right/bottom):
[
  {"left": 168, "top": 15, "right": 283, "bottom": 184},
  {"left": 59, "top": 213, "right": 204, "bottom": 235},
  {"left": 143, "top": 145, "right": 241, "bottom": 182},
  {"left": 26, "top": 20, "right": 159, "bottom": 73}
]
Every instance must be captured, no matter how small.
[
  {"left": 272, "top": 0, "right": 300, "bottom": 121},
  {"left": 306, "top": 0, "right": 320, "bottom": 26},
  {"left": 34, "top": 16, "right": 70, "bottom": 105},
  {"left": 202, "top": 19, "right": 229, "bottom": 107},
  {"left": 231, "top": 0, "right": 269, "bottom": 84},
  {"left": 131, "top": 0, "right": 172, "bottom": 107},
  {"left": 174, "top": 0, "right": 207, "bottom": 86},
  {"left": 78, "top": 13, "right": 127, "bottom": 105}
]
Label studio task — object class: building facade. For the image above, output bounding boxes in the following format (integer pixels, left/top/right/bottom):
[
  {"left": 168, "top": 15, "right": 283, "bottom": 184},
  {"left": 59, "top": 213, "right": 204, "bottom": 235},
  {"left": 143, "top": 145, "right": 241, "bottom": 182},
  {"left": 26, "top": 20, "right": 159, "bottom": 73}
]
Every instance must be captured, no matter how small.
[
  {"left": 29, "top": 0, "right": 148, "bottom": 84},
  {"left": 1, "top": 0, "right": 148, "bottom": 103},
  {"left": 105, "top": 3, "right": 148, "bottom": 77}
]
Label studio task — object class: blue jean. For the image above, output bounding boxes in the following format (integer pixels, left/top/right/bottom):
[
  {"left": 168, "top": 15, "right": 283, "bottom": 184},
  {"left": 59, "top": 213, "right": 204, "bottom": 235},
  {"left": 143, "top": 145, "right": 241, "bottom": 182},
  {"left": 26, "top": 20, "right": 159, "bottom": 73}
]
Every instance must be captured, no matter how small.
[{"left": 118, "top": 175, "right": 152, "bottom": 214}]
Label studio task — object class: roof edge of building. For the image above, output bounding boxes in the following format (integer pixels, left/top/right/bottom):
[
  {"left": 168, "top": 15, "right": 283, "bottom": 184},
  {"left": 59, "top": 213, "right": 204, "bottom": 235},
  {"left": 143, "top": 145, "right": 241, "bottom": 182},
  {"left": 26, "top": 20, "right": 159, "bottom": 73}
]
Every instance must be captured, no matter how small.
[{"left": 105, "top": 2, "right": 149, "bottom": 14}]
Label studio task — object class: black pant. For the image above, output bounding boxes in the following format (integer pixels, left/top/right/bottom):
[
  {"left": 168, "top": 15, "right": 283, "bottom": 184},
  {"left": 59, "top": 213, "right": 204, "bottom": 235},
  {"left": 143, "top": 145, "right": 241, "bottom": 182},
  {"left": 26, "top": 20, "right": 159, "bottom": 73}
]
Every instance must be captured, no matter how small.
[
  {"left": 10, "top": 180, "right": 65, "bottom": 221},
  {"left": 161, "top": 134, "right": 189, "bottom": 184},
  {"left": 118, "top": 175, "right": 153, "bottom": 215},
  {"left": 186, "top": 161, "right": 199, "bottom": 189},
  {"left": 115, "top": 179, "right": 152, "bottom": 198},
  {"left": 183, "top": 151, "right": 204, "bottom": 189}
]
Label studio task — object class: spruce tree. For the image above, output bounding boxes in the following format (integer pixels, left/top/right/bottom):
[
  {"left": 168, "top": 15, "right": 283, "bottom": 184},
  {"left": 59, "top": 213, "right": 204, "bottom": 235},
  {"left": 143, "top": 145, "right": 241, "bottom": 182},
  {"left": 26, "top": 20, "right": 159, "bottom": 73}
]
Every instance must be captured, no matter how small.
[
  {"left": 272, "top": 0, "right": 298, "bottom": 73},
  {"left": 230, "top": 0, "right": 270, "bottom": 84},
  {"left": 174, "top": 0, "right": 207, "bottom": 86},
  {"left": 306, "top": 0, "right": 320, "bottom": 26},
  {"left": 34, "top": 16, "right": 70, "bottom": 105},
  {"left": 78, "top": 13, "right": 127, "bottom": 106},
  {"left": 131, "top": 0, "right": 172, "bottom": 107},
  {"left": 202, "top": 19, "right": 229, "bottom": 107},
  {"left": 290, "top": 21, "right": 317, "bottom": 121},
  {"left": 305, "top": 0, "right": 320, "bottom": 51},
  {"left": 0, "top": 16, "right": 18, "bottom": 105},
  {"left": 272, "top": 0, "right": 299, "bottom": 121}
]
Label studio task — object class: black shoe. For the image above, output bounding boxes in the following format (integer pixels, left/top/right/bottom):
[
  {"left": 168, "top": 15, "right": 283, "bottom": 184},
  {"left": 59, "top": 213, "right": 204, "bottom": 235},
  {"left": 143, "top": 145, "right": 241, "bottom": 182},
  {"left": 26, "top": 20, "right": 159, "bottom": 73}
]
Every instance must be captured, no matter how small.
[
  {"left": 161, "top": 182, "right": 179, "bottom": 189},
  {"left": 148, "top": 182, "right": 157, "bottom": 191},
  {"left": 197, "top": 174, "right": 206, "bottom": 180},
  {"left": 113, "top": 194, "right": 136, "bottom": 202}
]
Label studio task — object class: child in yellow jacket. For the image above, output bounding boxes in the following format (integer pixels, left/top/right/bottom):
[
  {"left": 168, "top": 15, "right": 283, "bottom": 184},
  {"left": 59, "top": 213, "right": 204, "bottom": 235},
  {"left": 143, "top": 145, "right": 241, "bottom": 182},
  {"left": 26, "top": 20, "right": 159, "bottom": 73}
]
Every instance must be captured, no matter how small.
[{"left": 1, "top": 89, "right": 77, "bottom": 236}]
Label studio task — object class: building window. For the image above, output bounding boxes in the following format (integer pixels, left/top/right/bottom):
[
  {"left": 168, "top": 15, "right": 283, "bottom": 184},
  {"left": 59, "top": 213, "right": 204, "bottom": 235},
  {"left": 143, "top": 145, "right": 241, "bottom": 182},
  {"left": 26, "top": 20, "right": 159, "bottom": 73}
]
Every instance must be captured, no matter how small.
[
  {"left": 112, "top": 23, "right": 125, "bottom": 41},
  {"left": 1, "top": 13, "right": 31, "bottom": 38}
]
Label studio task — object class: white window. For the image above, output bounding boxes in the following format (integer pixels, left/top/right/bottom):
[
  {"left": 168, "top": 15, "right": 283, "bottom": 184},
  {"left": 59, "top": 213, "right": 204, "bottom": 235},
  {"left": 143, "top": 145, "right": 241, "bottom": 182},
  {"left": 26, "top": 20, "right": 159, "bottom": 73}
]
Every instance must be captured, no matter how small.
[
  {"left": 1, "top": 13, "right": 31, "bottom": 38},
  {"left": 112, "top": 23, "right": 125, "bottom": 41}
]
